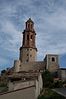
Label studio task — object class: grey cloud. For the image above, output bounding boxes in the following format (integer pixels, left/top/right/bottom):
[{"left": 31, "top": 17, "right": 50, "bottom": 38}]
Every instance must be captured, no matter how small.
[{"left": 0, "top": 0, "right": 66, "bottom": 70}]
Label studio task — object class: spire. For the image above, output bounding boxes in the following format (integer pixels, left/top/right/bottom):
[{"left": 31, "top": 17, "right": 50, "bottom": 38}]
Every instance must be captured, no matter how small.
[
  {"left": 26, "top": 18, "right": 34, "bottom": 23},
  {"left": 25, "top": 18, "right": 34, "bottom": 31}
]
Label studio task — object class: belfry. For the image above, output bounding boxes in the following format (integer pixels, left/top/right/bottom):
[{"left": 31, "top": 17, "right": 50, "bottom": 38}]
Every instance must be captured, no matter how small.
[{"left": 20, "top": 18, "right": 37, "bottom": 63}]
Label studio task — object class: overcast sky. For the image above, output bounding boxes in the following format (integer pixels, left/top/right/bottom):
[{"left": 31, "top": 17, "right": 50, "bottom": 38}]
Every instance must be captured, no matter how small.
[{"left": 0, "top": 0, "right": 66, "bottom": 71}]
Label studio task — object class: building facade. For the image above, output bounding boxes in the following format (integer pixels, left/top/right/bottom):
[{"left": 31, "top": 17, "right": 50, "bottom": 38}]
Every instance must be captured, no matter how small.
[
  {"left": 14, "top": 18, "right": 59, "bottom": 73},
  {"left": 44, "top": 54, "right": 59, "bottom": 72},
  {"left": 58, "top": 68, "right": 66, "bottom": 80}
]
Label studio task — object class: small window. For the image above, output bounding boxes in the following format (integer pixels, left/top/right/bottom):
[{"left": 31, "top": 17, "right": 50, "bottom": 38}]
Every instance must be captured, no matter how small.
[
  {"left": 52, "top": 57, "right": 55, "bottom": 62},
  {"left": 30, "top": 49, "right": 32, "bottom": 51},
  {"left": 31, "top": 35, "right": 33, "bottom": 39},
  {"left": 26, "top": 59, "right": 28, "bottom": 62},
  {"left": 27, "top": 35, "right": 29, "bottom": 40},
  {"left": 19, "top": 65, "right": 21, "bottom": 67},
  {"left": 30, "top": 55, "right": 32, "bottom": 57},
  {"left": 27, "top": 54, "right": 28, "bottom": 56}
]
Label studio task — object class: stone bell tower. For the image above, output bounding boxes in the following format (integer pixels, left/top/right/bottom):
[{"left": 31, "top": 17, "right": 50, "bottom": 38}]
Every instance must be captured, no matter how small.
[{"left": 20, "top": 18, "right": 37, "bottom": 63}]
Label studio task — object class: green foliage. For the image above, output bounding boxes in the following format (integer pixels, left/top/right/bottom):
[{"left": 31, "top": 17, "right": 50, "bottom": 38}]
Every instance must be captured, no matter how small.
[
  {"left": 38, "top": 94, "right": 65, "bottom": 99},
  {"left": 38, "top": 89, "right": 65, "bottom": 99},
  {"left": 1, "top": 70, "right": 6, "bottom": 75},
  {"left": 62, "top": 80, "right": 66, "bottom": 87},
  {"left": 63, "top": 80, "right": 66, "bottom": 84},
  {"left": 42, "top": 70, "right": 53, "bottom": 88},
  {"left": 38, "top": 95, "right": 44, "bottom": 99},
  {"left": 42, "top": 70, "right": 63, "bottom": 88},
  {"left": 0, "top": 82, "right": 8, "bottom": 93},
  {"left": 53, "top": 81, "right": 63, "bottom": 88},
  {"left": 0, "top": 86, "right": 8, "bottom": 93}
]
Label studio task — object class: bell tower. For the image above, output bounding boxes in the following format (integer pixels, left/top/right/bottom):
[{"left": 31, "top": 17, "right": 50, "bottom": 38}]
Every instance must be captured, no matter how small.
[{"left": 20, "top": 18, "right": 37, "bottom": 63}]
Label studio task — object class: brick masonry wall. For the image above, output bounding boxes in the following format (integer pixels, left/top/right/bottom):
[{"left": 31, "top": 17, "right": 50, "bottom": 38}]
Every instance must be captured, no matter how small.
[{"left": 20, "top": 61, "right": 45, "bottom": 72}]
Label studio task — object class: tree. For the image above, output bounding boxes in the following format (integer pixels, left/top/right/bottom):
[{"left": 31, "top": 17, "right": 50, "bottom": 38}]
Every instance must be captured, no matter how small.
[
  {"left": 1, "top": 70, "right": 6, "bottom": 76},
  {"left": 42, "top": 70, "right": 53, "bottom": 88}
]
